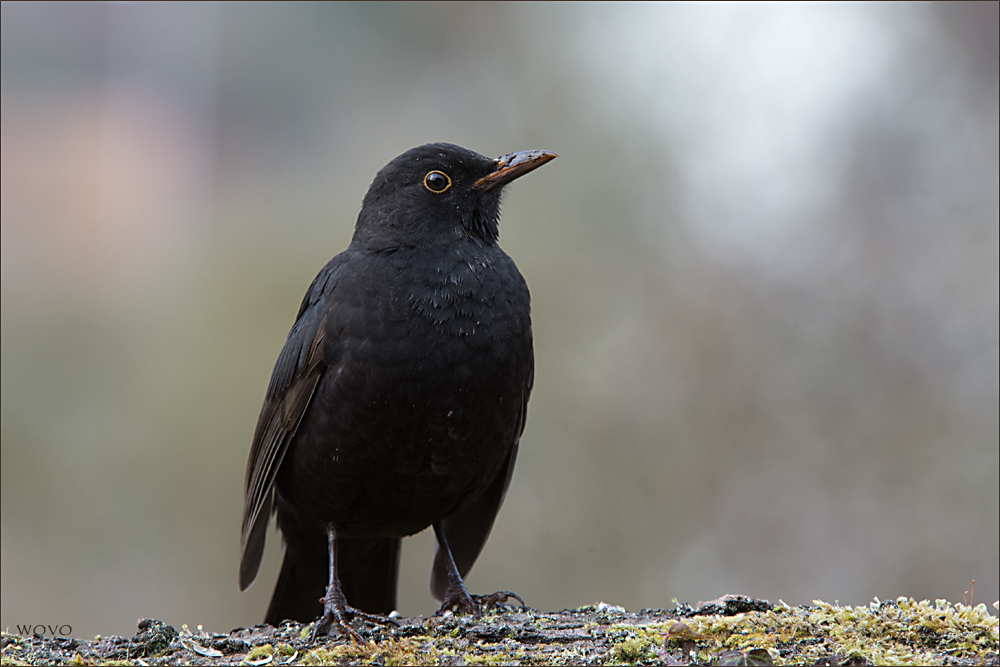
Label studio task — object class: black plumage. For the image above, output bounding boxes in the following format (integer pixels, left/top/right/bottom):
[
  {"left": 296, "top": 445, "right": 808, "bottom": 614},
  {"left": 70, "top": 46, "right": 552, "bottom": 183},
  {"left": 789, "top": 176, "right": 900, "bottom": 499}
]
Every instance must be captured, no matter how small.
[{"left": 238, "top": 143, "right": 556, "bottom": 635}]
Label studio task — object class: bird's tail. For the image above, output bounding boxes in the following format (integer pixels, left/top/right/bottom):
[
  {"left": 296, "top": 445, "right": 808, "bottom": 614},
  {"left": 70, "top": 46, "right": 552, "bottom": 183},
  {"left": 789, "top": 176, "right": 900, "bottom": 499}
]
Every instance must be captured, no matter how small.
[
  {"left": 339, "top": 536, "right": 401, "bottom": 614},
  {"left": 265, "top": 550, "right": 325, "bottom": 626},
  {"left": 264, "top": 536, "right": 401, "bottom": 625}
]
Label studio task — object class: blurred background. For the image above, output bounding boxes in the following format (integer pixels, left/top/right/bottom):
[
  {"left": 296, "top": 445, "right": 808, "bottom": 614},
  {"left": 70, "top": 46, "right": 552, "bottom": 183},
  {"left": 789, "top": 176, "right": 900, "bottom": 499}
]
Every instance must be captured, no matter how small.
[{"left": 2, "top": 1, "right": 997, "bottom": 639}]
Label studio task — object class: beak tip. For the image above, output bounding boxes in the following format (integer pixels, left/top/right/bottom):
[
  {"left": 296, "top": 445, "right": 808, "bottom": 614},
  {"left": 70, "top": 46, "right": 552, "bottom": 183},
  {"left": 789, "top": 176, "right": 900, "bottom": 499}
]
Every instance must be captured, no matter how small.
[{"left": 475, "top": 148, "right": 557, "bottom": 190}]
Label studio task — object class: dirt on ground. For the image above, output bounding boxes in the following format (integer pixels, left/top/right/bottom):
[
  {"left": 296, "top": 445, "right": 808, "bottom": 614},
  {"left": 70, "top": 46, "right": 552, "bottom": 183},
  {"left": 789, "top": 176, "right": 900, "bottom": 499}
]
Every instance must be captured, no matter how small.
[{"left": 2, "top": 595, "right": 997, "bottom": 665}]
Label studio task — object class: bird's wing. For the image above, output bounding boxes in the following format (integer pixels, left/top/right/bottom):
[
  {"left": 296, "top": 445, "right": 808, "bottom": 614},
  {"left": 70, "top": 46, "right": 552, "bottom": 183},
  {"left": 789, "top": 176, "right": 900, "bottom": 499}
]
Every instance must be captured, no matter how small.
[
  {"left": 430, "top": 349, "right": 534, "bottom": 600},
  {"left": 239, "top": 262, "right": 341, "bottom": 591}
]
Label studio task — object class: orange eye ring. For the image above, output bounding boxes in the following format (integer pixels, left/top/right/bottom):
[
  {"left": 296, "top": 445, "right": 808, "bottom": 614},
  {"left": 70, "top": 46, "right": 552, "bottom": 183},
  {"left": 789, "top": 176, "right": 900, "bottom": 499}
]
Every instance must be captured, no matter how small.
[{"left": 423, "top": 170, "right": 452, "bottom": 193}]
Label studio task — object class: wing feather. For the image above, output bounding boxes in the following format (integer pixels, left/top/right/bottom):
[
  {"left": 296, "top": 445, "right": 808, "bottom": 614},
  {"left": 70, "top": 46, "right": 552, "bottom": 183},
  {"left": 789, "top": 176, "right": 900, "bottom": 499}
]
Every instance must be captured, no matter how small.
[{"left": 239, "top": 260, "right": 342, "bottom": 590}]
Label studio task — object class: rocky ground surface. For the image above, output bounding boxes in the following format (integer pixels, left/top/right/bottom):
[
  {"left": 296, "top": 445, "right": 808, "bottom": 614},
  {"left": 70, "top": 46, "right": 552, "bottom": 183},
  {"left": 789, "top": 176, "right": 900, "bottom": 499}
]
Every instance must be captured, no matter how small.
[{"left": 2, "top": 596, "right": 997, "bottom": 665}]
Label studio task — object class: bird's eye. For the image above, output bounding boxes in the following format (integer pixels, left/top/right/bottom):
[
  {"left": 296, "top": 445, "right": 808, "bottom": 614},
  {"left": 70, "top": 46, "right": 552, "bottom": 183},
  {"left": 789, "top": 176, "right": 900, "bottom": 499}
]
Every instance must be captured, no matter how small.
[{"left": 423, "top": 170, "right": 451, "bottom": 193}]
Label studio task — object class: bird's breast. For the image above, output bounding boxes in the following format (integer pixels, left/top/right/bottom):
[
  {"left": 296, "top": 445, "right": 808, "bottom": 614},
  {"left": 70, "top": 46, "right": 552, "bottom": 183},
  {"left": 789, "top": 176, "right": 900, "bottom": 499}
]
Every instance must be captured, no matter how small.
[
  {"left": 283, "top": 244, "right": 531, "bottom": 535},
  {"left": 355, "top": 244, "right": 530, "bottom": 345}
]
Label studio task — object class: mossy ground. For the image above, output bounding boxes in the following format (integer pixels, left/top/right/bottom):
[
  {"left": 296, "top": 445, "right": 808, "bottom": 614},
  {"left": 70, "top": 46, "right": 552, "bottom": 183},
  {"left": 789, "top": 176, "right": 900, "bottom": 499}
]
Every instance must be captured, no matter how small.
[{"left": 2, "top": 597, "right": 997, "bottom": 665}]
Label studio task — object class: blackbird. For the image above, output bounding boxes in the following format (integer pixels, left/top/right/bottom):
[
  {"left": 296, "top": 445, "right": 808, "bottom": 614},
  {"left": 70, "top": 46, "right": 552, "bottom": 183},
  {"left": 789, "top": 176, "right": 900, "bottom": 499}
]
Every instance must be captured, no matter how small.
[{"left": 239, "top": 143, "right": 556, "bottom": 637}]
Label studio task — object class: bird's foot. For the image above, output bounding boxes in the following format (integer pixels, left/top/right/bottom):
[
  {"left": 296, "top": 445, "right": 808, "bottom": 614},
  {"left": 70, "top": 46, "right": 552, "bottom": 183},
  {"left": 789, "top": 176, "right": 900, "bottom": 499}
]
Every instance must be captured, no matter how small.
[
  {"left": 311, "top": 594, "right": 397, "bottom": 643},
  {"left": 436, "top": 581, "right": 526, "bottom": 617}
]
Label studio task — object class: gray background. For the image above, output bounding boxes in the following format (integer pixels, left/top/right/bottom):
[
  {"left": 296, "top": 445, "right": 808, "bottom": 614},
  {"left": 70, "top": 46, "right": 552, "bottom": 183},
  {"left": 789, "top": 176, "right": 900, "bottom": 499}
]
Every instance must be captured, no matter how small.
[{"left": 2, "top": 1, "right": 997, "bottom": 639}]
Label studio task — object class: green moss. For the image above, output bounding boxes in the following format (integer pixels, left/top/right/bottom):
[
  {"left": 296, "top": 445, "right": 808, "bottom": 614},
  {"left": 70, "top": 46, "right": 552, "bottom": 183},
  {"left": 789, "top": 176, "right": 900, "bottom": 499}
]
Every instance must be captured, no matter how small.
[
  {"left": 247, "top": 643, "right": 275, "bottom": 659},
  {"left": 610, "top": 635, "right": 654, "bottom": 663},
  {"left": 299, "top": 638, "right": 445, "bottom": 666},
  {"left": 2, "top": 598, "right": 996, "bottom": 665},
  {"left": 644, "top": 597, "right": 998, "bottom": 666},
  {"left": 459, "top": 640, "right": 528, "bottom": 665}
]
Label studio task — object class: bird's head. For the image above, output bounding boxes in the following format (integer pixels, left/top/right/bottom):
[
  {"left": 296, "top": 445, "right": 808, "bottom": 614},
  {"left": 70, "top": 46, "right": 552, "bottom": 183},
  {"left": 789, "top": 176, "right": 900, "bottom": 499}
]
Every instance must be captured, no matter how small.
[{"left": 352, "top": 143, "right": 556, "bottom": 251}]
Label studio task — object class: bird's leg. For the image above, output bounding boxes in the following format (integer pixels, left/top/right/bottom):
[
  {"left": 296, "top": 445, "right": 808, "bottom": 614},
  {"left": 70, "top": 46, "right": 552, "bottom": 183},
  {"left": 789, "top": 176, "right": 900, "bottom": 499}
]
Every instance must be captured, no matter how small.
[
  {"left": 311, "top": 525, "right": 396, "bottom": 642},
  {"left": 312, "top": 525, "right": 361, "bottom": 642},
  {"left": 432, "top": 522, "right": 525, "bottom": 617}
]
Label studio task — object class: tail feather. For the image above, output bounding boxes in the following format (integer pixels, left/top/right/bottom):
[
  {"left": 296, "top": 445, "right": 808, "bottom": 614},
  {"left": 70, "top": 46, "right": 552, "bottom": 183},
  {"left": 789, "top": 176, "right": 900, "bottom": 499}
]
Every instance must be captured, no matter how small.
[
  {"left": 339, "top": 536, "right": 401, "bottom": 614},
  {"left": 264, "top": 536, "right": 401, "bottom": 625},
  {"left": 265, "top": 550, "right": 325, "bottom": 625}
]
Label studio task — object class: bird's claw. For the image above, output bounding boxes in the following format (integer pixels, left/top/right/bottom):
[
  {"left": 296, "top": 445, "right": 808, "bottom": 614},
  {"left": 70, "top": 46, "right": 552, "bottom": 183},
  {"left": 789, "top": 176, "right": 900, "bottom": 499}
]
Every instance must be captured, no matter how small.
[
  {"left": 476, "top": 590, "right": 526, "bottom": 611},
  {"left": 310, "top": 610, "right": 361, "bottom": 644},
  {"left": 310, "top": 600, "right": 397, "bottom": 643},
  {"left": 437, "top": 584, "right": 526, "bottom": 617}
]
